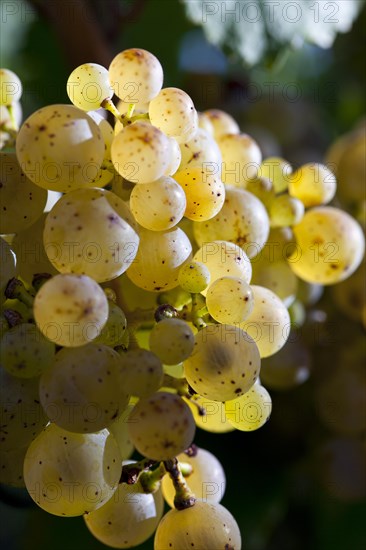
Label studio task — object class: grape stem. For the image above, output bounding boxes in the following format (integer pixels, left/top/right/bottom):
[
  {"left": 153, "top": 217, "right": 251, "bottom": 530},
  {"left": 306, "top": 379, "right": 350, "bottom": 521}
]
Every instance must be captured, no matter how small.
[
  {"left": 2, "top": 309, "right": 23, "bottom": 328},
  {"left": 5, "top": 278, "right": 35, "bottom": 308},
  {"left": 119, "top": 457, "right": 157, "bottom": 484},
  {"left": 163, "top": 458, "right": 196, "bottom": 510},
  {"left": 139, "top": 462, "right": 166, "bottom": 493}
]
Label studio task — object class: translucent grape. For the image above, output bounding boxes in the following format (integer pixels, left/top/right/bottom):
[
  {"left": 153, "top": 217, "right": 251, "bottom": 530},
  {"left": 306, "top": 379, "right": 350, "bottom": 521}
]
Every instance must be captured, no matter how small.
[
  {"left": 67, "top": 63, "right": 113, "bottom": 110},
  {"left": 43, "top": 188, "right": 139, "bottom": 282},
  {"left": 0, "top": 366, "right": 48, "bottom": 451},
  {"left": 0, "top": 445, "right": 27, "bottom": 487},
  {"left": 154, "top": 501, "right": 241, "bottom": 549},
  {"left": 289, "top": 163, "right": 337, "bottom": 207},
  {"left": 119, "top": 348, "right": 164, "bottom": 398},
  {"left": 269, "top": 194, "right": 305, "bottom": 227},
  {"left": 165, "top": 136, "right": 182, "bottom": 176},
  {"left": 0, "top": 237, "right": 16, "bottom": 305},
  {"left": 258, "top": 156, "right": 292, "bottom": 193},
  {"left": 108, "top": 403, "right": 135, "bottom": 459},
  {"left": 128, "top": 392, "right": 196, "bottom": 461},
  {"left": 162, "top": 447, "right": 226, "bottom": 507},
  {"left": 178, "top": 128, "right": 222, "bottom": 171},
  {"left": 193, "top": 186, "right": 270, "bottom": 259},
  {"left": 0, "top": 323, "right": 55, "bottom": 378},
  {"left": 184, "top": 396, "right": 234, "bottom": 433},
  {"left": 111, "top": 121, "right": 170, "bottom": 184},
  {"left": 202, "top": 109, "right": 240, "bottom": 138},
  {"left": 225, "top": 384, "right": 272, "bottom": 431},
  {"left": 206, "top": 276, "right": 254, "bottom": 324},
  {"left": 173, "top": 166, "right": 225, "bottom": 221},
  {"left": 23, "top": 424, "right": 121, "bottom": 516},
  {"left": 178, "top": 261, "right": 211, "bottom": 293},
  {"left": 87, "top": 110, "right": 114, "bottom": 156},
  {"left": 289, "top": 207, "right": 365, "bottom": 284},
  {"left": 16, "top": 104, "right": 105, "bottom": 192},
  {"left": 84, "top": 476, "right": 164, "bottom": 548},
  {"left": 149, "top": 87, "right": 198, "bottom": 143},
  {"left": 0, "top": 152, "right": 47, "bottom": 234},
  {"left": 251, "top": 256, "right": 298, "bottom": 307},
  {"left": 197, "top": 111, "right": 214, "bottom": 135},
  {"left": 184, "top": 324, "right": 260, "bottom": 401},
  {"left": 245, "top": 175, "right": 275, "bottom": 209},
  {"left": 110, "top": 272, "right": 158, "bottom": 313},
  {"left": 240, "top": 285, "right": 291, "bottom": 358},
  {"left": 33, "top": 273, "right": 109, "bottom": 347},
  {"left": 109, "top": 48, "right": 163, "bottom": 105},
  {"left": 39, "top": 343, "right": 129, "bottom": 433},
  {"left": 126, "top": 227, "right": 192, "bottom": 292},
  {"left": 218, "top": 132, "right": 262, "bottom": 185},
  {"left": 260, "top": 226, "right": 296, "bottom": 263},
  {"left": 0, "top": 68, "right": 22, "bottom": 105},
  {"left": 149, "top": 318, "right": 195, "bottom": 365},
  {"left": 193, "top": 240, "right": 252, "bottom": 296},
  {"left": 130, "top": 176, "right": 186, "bottom": 231},
  {"left": 94, "top": 299, "right": 127, "bottom": 347}
]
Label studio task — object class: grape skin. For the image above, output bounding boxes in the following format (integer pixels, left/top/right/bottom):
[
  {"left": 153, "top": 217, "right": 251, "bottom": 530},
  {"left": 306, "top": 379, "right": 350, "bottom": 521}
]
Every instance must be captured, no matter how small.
[
  {"left": 184, "top": 396, "right": 235, "bottom": 433},
  {"left": 288, "top": 163, "right": 337, "bottom": 207},
  {"left": 218, "top": 132, "right": 262, "bottom": 185},
  {"left": 149, "top": 318, "right": 195, "bottom": 365},
  {"left": 67, "top": 63, "right": 113, "bottom": 111},
  {"left": 0, "top": 68, "right": 22, "bottom": 105},
  {"left": 225, "top": 384, "right": 272, "bottom": 431},
  {"left": 206, "top": 276, "right": 254, "bottom": 324},
  {"left": 149, "top": 87, "right": 198, "bottom": 143},
  {"left": 119, "top": 348, "right": 164, "bottom": 398},
  {"left": 202, "top": 109, "right": 240, "bottom": 138},
  {"left": 0, "top": 237, "right": 16, "bottom": 305},
  {"left": 178, "top": 261, "right": 211, "bottom": 293},
  {"left": 259, "top": 156, "right": 292, "bottom": 194}
]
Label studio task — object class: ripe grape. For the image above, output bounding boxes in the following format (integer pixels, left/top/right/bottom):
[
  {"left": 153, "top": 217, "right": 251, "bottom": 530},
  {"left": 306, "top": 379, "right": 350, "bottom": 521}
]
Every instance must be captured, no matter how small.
[
  {"left": 43, "top": 187, "right": 139, "bottom": 282},
  {"left": 165, "top": 136, "right": 182, "bottom": 176},
  {"left": 184, "top": 396, "right": 234, "bottom": 433},
  {"left": 33, "top": 273, "right": 109, "bottom": 347},
  {"left": 0, "top": 237, "right": 16, "bottom": 304},
  {"left": 149, "top": 318, "right": 195, "bottom": 365},
  {"left": 251, "top": 256, "right": 298, "bottom": 307},
  {"left": 245, "top": 175, "right": 275, "bottom": 209},
  {"left": 0, "top": 68, "right": 22, "bottom": 105},
  {"left": 218, "top": 132, "right": 262, "bottom": 185},
  {"left": 289, "top": 163, "right": 337, "bottom": 207},
  {"left": 154, "top": 501, "right": 241, "bottom": 549},
  {"left": 128, "top": 392, "right": 196, "bottom": 461},
  {"left": 119, "top": 348, "right": 164, "bottom": 398},
  {"left": 206, "top": 276, "right": 254, "bottom": 324},
  {"left": 184, "top": 324, "right": 260, "bottom": 401},
  {"left": 39, "top": 343, "right": 129, "bottom": 433},
  {"left": 259, "top": 156, "right": 292, "bottom": 193},
  {"left": 67, "top": 63, "right": 113, "bottom": 110},
  {"left": 162, "top": 447, "right": 226, "bottom": 507},
  {"left": 94, "top": 299, "right": 127, "bottom": 347},
  {"left": 23, "top": 424, "right": 122, "bottom": 516},
  {"left": 0, "top": 323, "right": 55, "bottom": 378},
  {"left": 225, "top": 384, "right": 272, "bottom": 431},
  {"left": 202, "top": 109, "right": 240, "bottom": 138},
  {"left": 16, "top": 104, "right": 105, "bottom": 192},
  {"left": 178, "top": 127, "right": 222, "bottom": 171},
  {"left": 130, "top": 175, "right": 186, "bottom": 231},
  {"left": 0, "top": 152, "right": 47, "bottom": 234},
  {"left": 269, "top": 194, "right": 305, "bottom": 227},
  {"left": 149, "top": 87, "right": 198, "bottom": 143},
  {"left": 108, "top": 403, "right": 135, "bottom": 459},
  {"left": 0, "top": 445, "right": 27, "bottom": 487},
  {"left": 178, "top": 261, "right": 211, "bottom": 293}
]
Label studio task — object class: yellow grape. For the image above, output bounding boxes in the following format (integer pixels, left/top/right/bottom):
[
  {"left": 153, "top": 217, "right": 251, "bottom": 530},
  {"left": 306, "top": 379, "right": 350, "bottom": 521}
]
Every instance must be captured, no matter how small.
[
  {"left": 269, "top": 194, "right": 305, "bottom": 227},
  {"left": 202, "top": 109, "right": 240, "bottom": 138},
  {"left": 225, "top": 384, "right": 272, "bottom": 431},
  {"left": 67, "top": 63, "right": 113, "bottom": 110},
  {"left": 218, "top": 132, "right": 262, "bottom": 185},
  {"left": 149, "top": 87, "right": 198, "bottom": 143},
  {"left": 251, "top": 255, "right": 298, "bottom": 307},
  {"left": 258, "top": 156, "right": 292, "bottom": 193},
  {"left": 178, "top": 261, "right": 211, "bottom": 293},
  {"left": 289, "top": 163, "right": 337, "bottom": 207},
  {"left": 178, "top": 128, "right": 222, "bottom": 171},
  {"left": 119, "top": 348, "right": 164, "bottom": 398},
  {"left": 0, "top": 68, "right": 22, "bottom": 105},
  {"left": 149, "top": 318, "right": 195, "bottom": 365},
  {"left": 184, "top": 396, "right": 234, "bottom": 434},
  {"left": 206, "top": 276, "right": 254, "bottom": 324}
]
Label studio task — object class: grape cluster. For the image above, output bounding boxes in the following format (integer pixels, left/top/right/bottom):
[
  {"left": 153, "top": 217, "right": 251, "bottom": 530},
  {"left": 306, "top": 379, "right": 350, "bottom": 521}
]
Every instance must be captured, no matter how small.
[{"left": 0, "top": 48, "right": 365, "bottom": 550}]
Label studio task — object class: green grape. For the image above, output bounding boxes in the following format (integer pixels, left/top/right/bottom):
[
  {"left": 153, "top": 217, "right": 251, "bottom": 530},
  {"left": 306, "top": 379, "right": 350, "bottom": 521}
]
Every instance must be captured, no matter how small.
[
  {"left": 258, "top": 156, "right": 292, "bottom": 194},
  {"left": 149, "top": 87, "right": 198, "bottom": 143},
  {"left": 149, "top": 318, "right": 195, "bottom": 365},
  {"left": 178, "top": 128, "right": 222, "bottom": 171},
  {"left": 178, "top": 261, "right": 211, "bottom": 293},
  {"left": 119, "top": 348, "right": 164, "bottom": 398},
  {"left": 67, "top": 63, "right": 113, "bottom": 110},
  {"left": 260, "top": 334, "right": 311, "bottom": 390},
  {"left": 94, "top": 299, "right": 127, "bottom": 347},
  {"left": 289, "top": 163, "right": 337, "bottom": 207},
  {"left": 11, "top": 213, "right": 57, "bottom": 284},
  {"left": 202, "top": 109, "right": 240, "bottom": 138},
  {"left": 184, "top": 325, "right": 260, "bottom": 401},
  {"left": 0, "top": 68, "right": 22, "bottom": 105},
  {"left": 0, "top": 323, "right": 55, "bottom": 378},
  {"left": 206, "top": 276, "right": 254, "bottom": 324},
  {"left": 269, "top": 194, "right": 305, "bottom": 227},
  {"left": 251, "top": 256, "right": 298, "bottom": 307},
  {"left": 33, "top": 273, "right": 109, "bottom": 347},
  {"left": 218, "top": 132, "right": 262, "bottom": 185},
  {"left": 0, "top": 366, "right": 48, "bottom": 451},
  {"left": 109, "top": 48, "right": 163, "bottom": 105},
  {"left": 84, "top": 474, "right": 164, "bottom": 548},
  {"left": 0, "top": 237, "right": 16, "bottom": 305},
  {"left": 108, "top": 403, "right": 135, "bottom": 459},
  {"left": 184, "top": 396, "right": 234, "bottom": 433},
  {"left": 128, "top": 392, "right": 196, "bottom": 461},
  {"left": 130, "top": 176, "right": 186, "bottom": 231},
  {"left": 289, "top": 207, "right": 365, "bottom": 285},
  {"left": 111, "top": 121, "right": 170, "bottom": 183},
  {"left": 245, "top": 175, "right": 276, "bottom": 209},
  {"left": 126, "top": 227, "right": 192, "bottom": 292},
  {"left": 39, "top": 343, "right": 129, "bottom": 433},
  {"left": 173, "top": 166, "right": 225, "bottom": 221},
  {"left": 193, "top": 186, "right": 270, "bottom": 259},
  {"left": 24, "top": 424, "right": 122, "bottom": 516},
  {"left": 165, "top": 136, "right": 182, "bottom": 176},
  {"left": 225, "top": 384, "right": 272, "bottom": 431},
  {"left": 0, "top": 152, "right": 47, "bottom": 234},
  {"left": 43, "top": 188, "right": 139, "bottom": 282},
  {"left": 193, "top": 240, "right": 252, "bottom": 296},
  {"left": 162, "top": 447, "right": 226, "bottom": 507},
  {"left": 16, "top": 104, "right": 105, "bottom": 192},
  {"left": 154, "top": 501, "right": 241, "bottom": 549},
  {"left": 240, "top": 285, "right": 291, "bottom": 358},
  {"left": 109, "top": 273, "right": 158, "bottom": 313},
  {"left": 0, "top": 445, "right": 27, "bottom": 487}
]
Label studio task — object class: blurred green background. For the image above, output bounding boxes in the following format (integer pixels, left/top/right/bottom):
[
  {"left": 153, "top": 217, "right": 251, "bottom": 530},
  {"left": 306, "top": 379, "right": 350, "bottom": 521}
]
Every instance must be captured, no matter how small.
[{"left": 1, "top": 1, "right": 365, "bottom": 549}]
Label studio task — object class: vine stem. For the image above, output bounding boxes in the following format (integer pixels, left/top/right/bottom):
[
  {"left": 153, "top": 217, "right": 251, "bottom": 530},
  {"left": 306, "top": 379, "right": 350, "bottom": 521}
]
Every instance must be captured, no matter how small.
[{"left": 163, "top": 458, "right": 196, "bottom": 510}]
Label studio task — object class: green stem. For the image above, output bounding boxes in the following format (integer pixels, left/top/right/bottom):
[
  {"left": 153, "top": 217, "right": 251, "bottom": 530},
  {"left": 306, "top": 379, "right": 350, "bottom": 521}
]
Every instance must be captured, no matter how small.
[
  {"left": 191, "top": 293, "right": 208, "bottom": 330},
  {"left": 163, "top": 458, "right": 196, "bottom": 510},
  {"left": 101, "top": 98, "right": 123, "bottom": 121},
  {"left": 139, "top": 462, "right": 166, "bottom": 493},
  {"left": 5, "top": 278, "right": 34, "bottom": 308},
  {"left": 126, "top": 103, "right": 135, "bottom": 118},
  {"left": 119, "top": 458, "right": 157, "bottom": 485}
]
